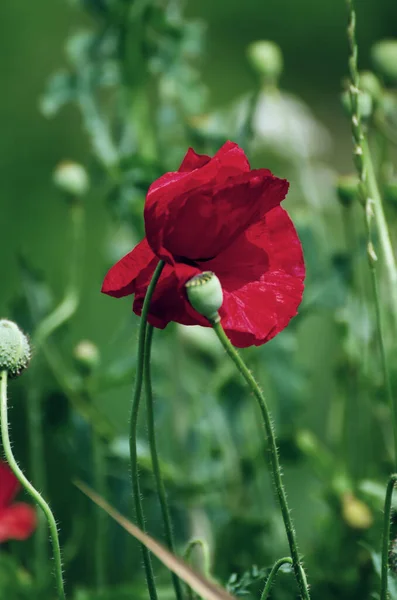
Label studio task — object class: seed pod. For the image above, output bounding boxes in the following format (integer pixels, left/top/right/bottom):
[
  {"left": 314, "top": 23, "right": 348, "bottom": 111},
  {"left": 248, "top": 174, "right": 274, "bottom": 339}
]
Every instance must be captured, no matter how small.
[
  {"left": 0, "top": 320, "right": 31, "bottom": 378},
  {"left": 185, "top": 272, "right": 223, "bottom": 323}
]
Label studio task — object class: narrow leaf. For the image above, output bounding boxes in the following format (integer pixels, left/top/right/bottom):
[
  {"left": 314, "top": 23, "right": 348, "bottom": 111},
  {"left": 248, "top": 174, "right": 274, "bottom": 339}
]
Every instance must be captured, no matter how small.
[{"left": 75, "top": 480, "right": 236, "bottom": 600}]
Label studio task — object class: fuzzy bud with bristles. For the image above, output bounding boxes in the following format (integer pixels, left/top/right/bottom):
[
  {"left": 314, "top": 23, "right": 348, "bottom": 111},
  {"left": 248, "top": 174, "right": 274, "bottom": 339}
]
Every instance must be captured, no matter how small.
[
  {"left": 0, "top": 320, "right": 31, "bottom": 378},
  {"left": 185, "top": 272, "right": 223, "bottom": 323}
]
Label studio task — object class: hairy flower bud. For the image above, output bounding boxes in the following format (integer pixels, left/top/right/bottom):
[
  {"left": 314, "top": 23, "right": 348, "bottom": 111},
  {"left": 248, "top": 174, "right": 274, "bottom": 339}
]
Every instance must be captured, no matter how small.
[
  {"left": 185, "top": 272, "right": 223, "bottom": 323},
  {"left": 336, "top": 175, "right": 359, "bottom": 207},
  {"left": 0, "top": 320, "right": 31, "bottom": 378},
  {"left": 73, "top": 340, "right": 100, "bottom": 375},
  {"left": 247, "top": 41, "right": 283, "bottom": 83},
  {"left": 372, "top": 39, "right": 397, "bottom": 85},
  {"left": 53, "top": 161, "right": 89, "bottom": 196}
]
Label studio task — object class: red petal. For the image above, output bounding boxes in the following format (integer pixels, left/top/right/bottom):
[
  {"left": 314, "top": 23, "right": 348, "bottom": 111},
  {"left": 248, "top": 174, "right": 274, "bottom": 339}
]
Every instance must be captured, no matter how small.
[
  {"left": 0, "top": 503, "right": 36, "bottom": 542},
  {"left": 0, "top": 461, "right": 19, "bottom": 508},
  {"left": 144, "top": 141, "right": 254, "bottom": 259},
  {"left": 204, "top": 206, "right": 305, "bottom": 347},
  {"left": 178, "top": 148, "right": 211, "bottom": 173},
  {"left": 101, "top": 238, "right": 157, "bottom": 298},
  {"left": 146, "top": 168, "right": 287, "bottom": 262}
]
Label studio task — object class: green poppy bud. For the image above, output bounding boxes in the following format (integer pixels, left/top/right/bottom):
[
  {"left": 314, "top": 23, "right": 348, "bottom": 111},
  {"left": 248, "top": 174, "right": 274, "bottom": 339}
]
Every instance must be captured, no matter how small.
[
  {"left": 247, "top": 41, "right": 283, "bottom": 83},
  {"left": 53, "top": 161, "right": 89, "bottom": 196},
  {"left": 336, "top": 175, "right": 359, "bottom": 207},
  {"left": 372, "top": 39, "right": 397, "bottom": 85},
  {"left": 73, "top": 340, "right": 100, "bottom": 375},
  {"left": 0, "top": 320, "right": 31, "bottom": 378},
  {"left": 185, "top": 272, "right": 223, "bottom": 323}
]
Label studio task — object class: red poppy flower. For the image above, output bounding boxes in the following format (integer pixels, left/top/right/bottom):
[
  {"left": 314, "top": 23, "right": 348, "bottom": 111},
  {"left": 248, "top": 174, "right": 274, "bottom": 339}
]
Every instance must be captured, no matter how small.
[
  {"left": 0, "top": 460, "right": 36, "bottom": 542},
  {"left": 102, "top": 141, "right": 305, "bottom": 347}
]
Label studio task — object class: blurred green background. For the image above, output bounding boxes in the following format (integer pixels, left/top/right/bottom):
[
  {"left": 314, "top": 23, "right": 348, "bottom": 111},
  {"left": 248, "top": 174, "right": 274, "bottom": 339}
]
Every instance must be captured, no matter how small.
[{"left": 2, "top": 1, "right": 397, "bottom": 599}]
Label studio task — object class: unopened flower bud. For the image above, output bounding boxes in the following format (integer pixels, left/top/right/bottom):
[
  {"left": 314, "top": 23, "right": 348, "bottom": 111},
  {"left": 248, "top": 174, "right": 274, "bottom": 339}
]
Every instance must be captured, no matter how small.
[
  {"left": 0, "top": 320, "right": 31, "bottom": 378},
  {"left": 372, "top": 39, "right": 397, "bottom": 85},
  {"left": 336, "top": 175, "right": 359, "bottom": 207},
  {"left": 359, "top": 71, "right": 383, "bottom": 104},
  {"left": 341, "top": 89, "right": 373, "bottom": 120},
  {"left": 247, "top": 41, "right": 283, "bottom": 83},
  {"left": 185, "top": 272, "right": 223, "bottom": 323},
  {"left": 342, "top": 492, "right": 373, "bottom": 529},
  {"left": 73, "top": 340, "right": 100, "bottom": 375},
  {"left": 53, "top": 161, "right": 89, "bottom": 196}
]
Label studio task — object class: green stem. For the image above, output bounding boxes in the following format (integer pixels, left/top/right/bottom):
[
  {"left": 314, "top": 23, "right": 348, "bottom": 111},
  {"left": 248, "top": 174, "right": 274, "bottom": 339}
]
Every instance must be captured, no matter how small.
[
  {"left": 364, "top": 140, "right": 397, "bottom": 331},
  {"left": 34, "top": 203, "right": 84, "bottom": 347},
  {"left": 129, "top": 260, "right": 165, "bottom": 600},
  {"left": 183, "top": 539, "right": 211, "bottom": 579},
  {"left": 211, "top": 322, "right": 310, "bottom": 600},
  {"left": 27, "top": 383, "right": 48, "bottom": 580},
  {"left": 184, "top": 538, "right": 211, "bottom": 600},
  {"left": 92, "top": 427, "right": 107, "bottom": 591},
  {"left": 345, "top": 0, "right": 397, "bottom": 465},
  {"left": 0, "top": 370, "right": 66, "bottom": 600},
  {"left": 261, "top": 557, "right": 293, "bottom": 600},
  {"left": 380, "top": 474, "right": 397, "bottom": 600},
  {"left": 144, "top": 324, "right": 184, "bottom": 600},
  {"left": 364, "top": 213, "right": 397, "bottom": 464},
  {"left": 27, "top": 202, "right": 84, "bottom": 578}
]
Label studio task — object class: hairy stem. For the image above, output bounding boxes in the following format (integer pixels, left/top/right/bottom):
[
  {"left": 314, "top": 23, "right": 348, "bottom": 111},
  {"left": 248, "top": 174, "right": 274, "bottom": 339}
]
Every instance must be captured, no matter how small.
[
  {"left": 380, "top": 475, "right": 397, "bottom": 600},
  {"left": 144, "top": 324, "right": 184, "bottom": 600},
  {"left": 0, "top": 371, "right": 66, "bottom": 599},
  {"left": 92, "top": 427, "right": 107, "bottom": 591},
  {"left": 261, "top": 557, "right": 293, "bottom": 600},
  {"left": 211, "top": 322, "right": 310, "bottom": 600},
  {"left": 129, "top": 260, "right": 165, "bottom": 600},
  {"left": 27, "top": 383, "right": 48, "bottom": 579}
]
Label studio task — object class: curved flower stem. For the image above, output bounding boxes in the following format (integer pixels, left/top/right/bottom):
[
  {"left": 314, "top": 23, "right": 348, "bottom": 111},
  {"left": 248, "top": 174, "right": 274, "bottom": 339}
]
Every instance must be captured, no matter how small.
[
  {"left": 261, "top": 557, "right": 293, "bottom": 600},
  {"left": 144, "top": 324, "right": 184, "bottom": 600},
  {"left": 34, "top": 203, "right": 84, "bottom": 347},
  {"left": 129, "top": 260, "right": 165, "bottom": 600},
  {"left": 92, "top": 427, "right": 107, "bottom": 591},
  {"left": 27, "top": 202, "right": 85, "bottom": 578},
  {"left": 28, "top": 384, "right": 48, "bottom": 579},
  {"left": 211, "top": 322, "right": 310, "bottom": 600},
  {"left": 0, "top": 371, "right": 66, "bottom": 600},
  {"left": 346, "top": 0, "right": 397, "bottom": 465},
  {"left": 184, "top": 538, "right": 211, "bottom": 579},
  {"left": 184, "top": 539, "right": 212, "bottom": 600},
  {"left": 380, "top": 474, "right": 397, "bottom": 600}
]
